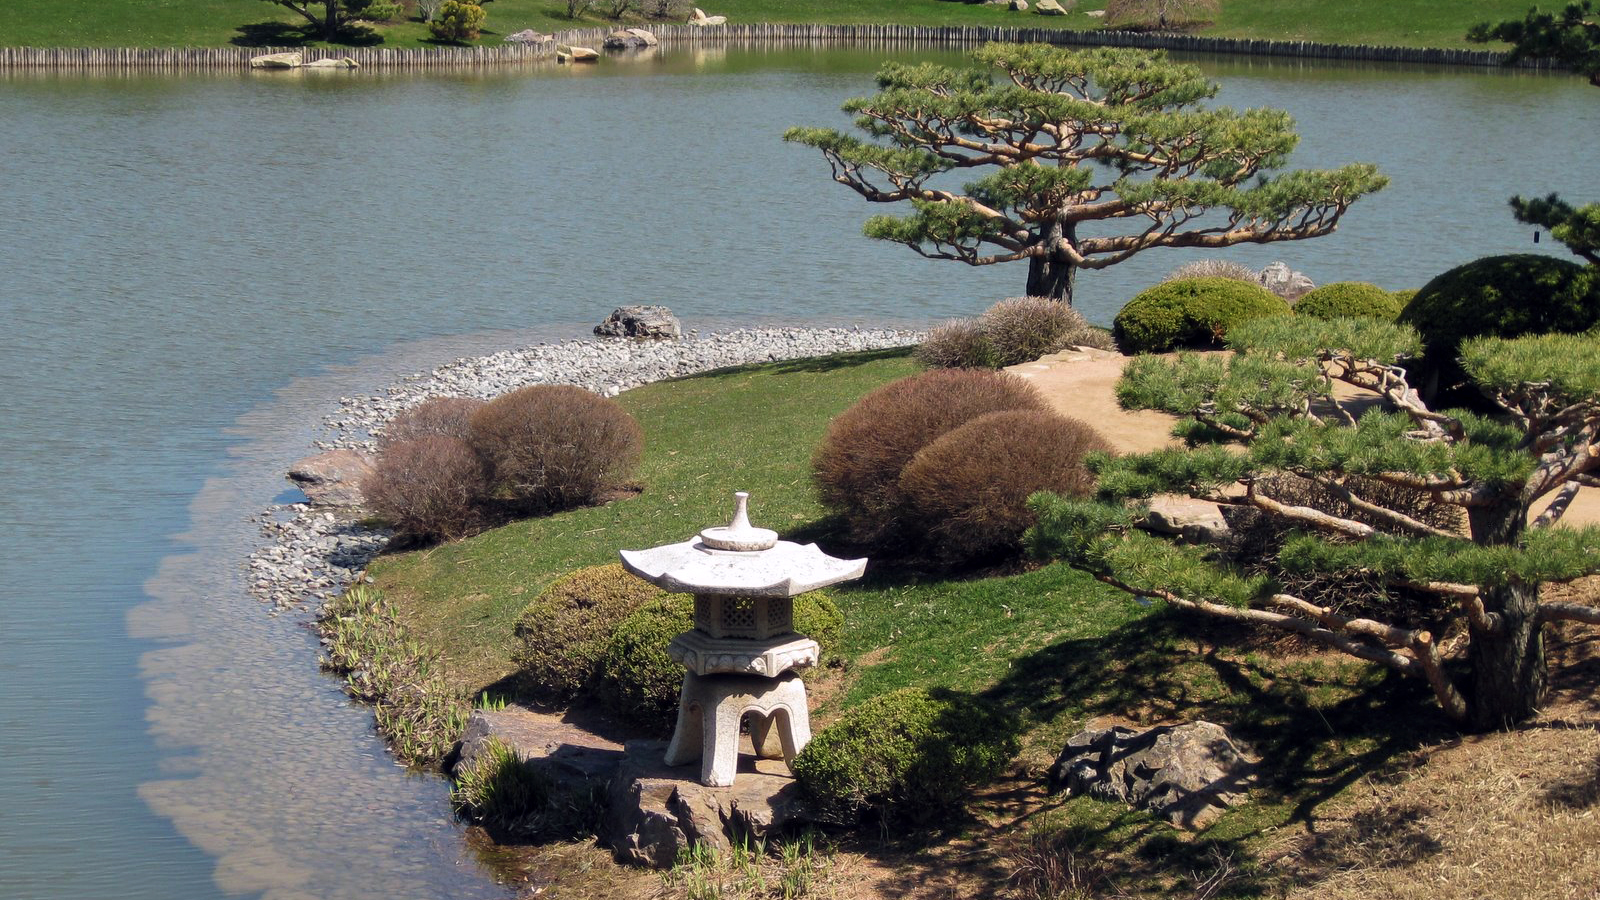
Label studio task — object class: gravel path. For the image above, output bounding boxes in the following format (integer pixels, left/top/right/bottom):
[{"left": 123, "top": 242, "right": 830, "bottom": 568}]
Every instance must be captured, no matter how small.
[{"left": 249, "top": 326, "right": 923, "bottom": 612}]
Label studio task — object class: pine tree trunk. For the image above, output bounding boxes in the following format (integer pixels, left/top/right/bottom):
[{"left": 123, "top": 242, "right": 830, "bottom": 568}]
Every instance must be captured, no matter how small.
[
  {"left": 1465, "top": 501, "right": 1547, "bottom": 731},
  {"left": 1026, "top": 220, "right": 1078, "bottom": 304}
]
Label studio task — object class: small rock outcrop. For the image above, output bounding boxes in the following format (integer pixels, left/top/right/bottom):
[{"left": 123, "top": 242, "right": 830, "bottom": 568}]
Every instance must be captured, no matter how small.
[
  {"left": 287, "top": 449, "right": 375, "bottom": 508},
  {"left": 454, "top": 708, "right": 626, "bottom": 792},
  {"left": 250, "top": 51, "right": 303, "bottom": 69},
  {"left": 688, "top": 8, "right": 728, "bottom": 25},
  {"left": 608, "top": 739, "right": 812, "bottom": 868},
  {"left": 1257, "top": 261, "right": 1316, "bottom": 303},
  {"left": 1035, "top": 0, "right": 1068, "bottom": 14},
  {"left": 595, "top": 305, "right": 683, "bottom": 340},
  {"left": 303, "top": 57, "right": 359, "bottom": 69},
  {"left": 1049, "top": 721, "right": 1257, "bottom": 829},
  {"left": 504, "top": 29, "right": 551, "bottom": 43},
  {"left": 1143, "top": 495, "right": 1230, "bottom": 544},
  {"left": 1011, "top": 0, "right": 1030, "bottom": 10},
  {"left": 604, "top": 30, "right": 651, "bottom": 50}
]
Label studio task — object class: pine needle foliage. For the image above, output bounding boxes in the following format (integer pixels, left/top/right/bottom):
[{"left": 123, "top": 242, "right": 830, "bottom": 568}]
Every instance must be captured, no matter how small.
[{"left": 1026, "top": 316, "right": 1600, "bottom": 731}]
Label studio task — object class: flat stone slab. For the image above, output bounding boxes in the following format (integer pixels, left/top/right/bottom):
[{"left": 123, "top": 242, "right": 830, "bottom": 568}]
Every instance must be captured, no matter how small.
[
  {"left": 287, "top": 449, "right": 374, "bottom": 508},
  {"left": 454, "top": 707, "right": 626, "bottom": 788},
  {"left": 608, "top": 738, "right": 816, "bottom": 868},
  {"left": 1049, "top": 720, "right": 1258, "bottom": 829}
]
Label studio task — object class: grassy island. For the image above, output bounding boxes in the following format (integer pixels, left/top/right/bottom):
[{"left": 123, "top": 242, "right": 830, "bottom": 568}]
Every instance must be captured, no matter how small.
[{"left": 0, "top": 0, "right": 1546, "bottom": 52}]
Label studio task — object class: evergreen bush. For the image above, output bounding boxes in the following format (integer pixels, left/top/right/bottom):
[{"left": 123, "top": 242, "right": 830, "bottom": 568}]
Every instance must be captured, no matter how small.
[
  {"left": 813, "top": 369, "right": 1048, "bottom": 551},
  {"left": 1112, "top": 277, "right": 1291, "bottom": 354},
  {"left": 510, "top": 564, "right": 667, "bottom": 703},
  {"left": 469, "top": 385, "right": 643, "bottom": 515},
  {"left": 1398, "top": 253, "right": 1600, "bottom": 396},
  {"left": 1294, "top": 281, "right": 1403, "bottom": 320},
  {"left": 429, "top": 0, "right": 485, "bottom": 41},
  {"left": 897, "top": 410, "right": 1111, "bottom": 567},
  {"left": 362, "top": 435, "right": 490, "bottom": 542},
  {"left": 791, "top": 687, "right": 1019, "bottom": 823}
]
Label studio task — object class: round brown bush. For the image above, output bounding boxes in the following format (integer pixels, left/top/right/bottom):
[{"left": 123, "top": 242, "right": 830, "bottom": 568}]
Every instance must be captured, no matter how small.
[
  {"left": 1161, "top": 258, "right": 1259, "bottom": 285},
  {"left": 379, "top": 396, "right": 486, "bottom": 450},
  {"left": 898, "top": 410, "right": 1112, "bottom": 567},
  {"left": 979, "top": 296, "right": 1109, "bottom": 365},
  {"left": 469, "top": 385, "right": 644, "bottom": 514},
  {"left": 510, "top": 564, "right": 667, "bottom": 703},
  {"left": 914, "top": 318, "right": 996, "bottom": 369},
  {"left": 813, "top": 369, "right": 1049, "bottom": 550},
  {"left": 362, "top": 435, "right": 491, "bottom": 542}
]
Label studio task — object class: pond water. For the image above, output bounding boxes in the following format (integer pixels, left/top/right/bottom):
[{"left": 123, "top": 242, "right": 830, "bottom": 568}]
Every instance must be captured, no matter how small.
[{"left": 0, "top": 44, "right": 1593, "bottom": 900}]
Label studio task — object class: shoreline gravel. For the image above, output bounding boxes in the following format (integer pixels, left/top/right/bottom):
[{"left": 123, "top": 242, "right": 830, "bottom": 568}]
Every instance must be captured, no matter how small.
[{"left": 247, "top": 326, "right": 924, "bottom": 612}]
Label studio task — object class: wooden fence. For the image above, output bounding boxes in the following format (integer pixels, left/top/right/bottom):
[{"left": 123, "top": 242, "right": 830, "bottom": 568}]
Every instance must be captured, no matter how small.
[{"left": 0, "top": 23, "right": 1565, "bottom": 72}]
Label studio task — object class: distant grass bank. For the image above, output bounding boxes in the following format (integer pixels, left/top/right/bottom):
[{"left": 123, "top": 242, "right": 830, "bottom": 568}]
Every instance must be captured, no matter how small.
[{"left": 0, "top": 0, "right": 1543, "bottom": 53}]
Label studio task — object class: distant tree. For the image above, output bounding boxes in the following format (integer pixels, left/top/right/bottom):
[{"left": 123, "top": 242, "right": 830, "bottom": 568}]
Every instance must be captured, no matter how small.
[
  {"left": 1468, "top": 1, "right": 1600, "bottom": 87},
  {"left": 605, "top": 0, "right": 636, "bottom": 18},
  {"left": 1510, "top": 193, "right": 1600, "bottom": 266},
  {"left": 1105, "top": 0, "right": 1220, "bottom": 31},
  {"left": 260, "top": 0, "right": 392, "bottom": 39},
  {"left": 785, "top": 44, "right": 1386, "bottom": 305},
  {"left": 1028, "top": 317, "right": 1600, "bottom": 731},
  {"left": 566, "top": 0, "right": 596, "bottom": 18}
]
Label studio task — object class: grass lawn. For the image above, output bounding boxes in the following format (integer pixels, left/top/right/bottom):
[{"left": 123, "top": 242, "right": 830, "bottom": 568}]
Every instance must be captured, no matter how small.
[
  {"left": 366, "top": 347, "right": 1473, "bottom": 896},
  {"left": 0, "top": 0, "right": 1542, "bottom": 51}
]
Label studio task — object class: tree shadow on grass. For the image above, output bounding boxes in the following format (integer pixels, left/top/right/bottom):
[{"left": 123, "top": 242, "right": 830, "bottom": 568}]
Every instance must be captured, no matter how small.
[
  {"left": 645, "top": 345, "right": 915, "bottom": 386},
  {"left": 232, "top": 21, "right": 315, "bottom": 47}
]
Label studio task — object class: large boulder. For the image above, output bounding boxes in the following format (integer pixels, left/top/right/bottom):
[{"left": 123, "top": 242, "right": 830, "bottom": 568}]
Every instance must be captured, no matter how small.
[
  {"left": 604, "top": 30, "right": 650, "bottom": 50},
  {"left": 504, "top": 29, "right": 551, "bottom": 43},
  {"left": 1049, "top": 721, "right": 1257, "bottom": 829},
  {"left": 288, "top": 449, "right": 374, "bottom": 508},
  {"left": 1256, "top": 261, "right": 1316, "bottom": 303},
  {"left": 1010, "top": 0, "right": 1030, "bottom": 10},
  {"left": 1143, "top": 495, "right": 1230, "bottom": 544},
  {"left": 594, "top": 305, "right": 682, "bottom": 340},
  {"left": 607, "top": 739, "right": 815, "bottom": 868},
  {"left": 302, "top": 57, "right": 359, "bottom": 69},
  {"left": 625, "top": 28, "right": 660, "bottom": 46},
  {"left": 250, "top": 52, "right": 303, "bottom": 69},
  {"left": 1035, "top": 0, "right": 1068, "bottom": 14}
]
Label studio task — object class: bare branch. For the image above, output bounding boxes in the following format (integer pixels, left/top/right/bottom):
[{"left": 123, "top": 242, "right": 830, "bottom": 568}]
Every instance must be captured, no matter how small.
[{"left": 1539, "top": 601, "right": 1600, "bottom": 627}]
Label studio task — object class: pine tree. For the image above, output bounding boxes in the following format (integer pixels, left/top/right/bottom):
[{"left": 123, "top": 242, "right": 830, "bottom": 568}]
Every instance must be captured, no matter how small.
[{"left": 1027, "top": 316, "right": 1600, "bottom": 730}]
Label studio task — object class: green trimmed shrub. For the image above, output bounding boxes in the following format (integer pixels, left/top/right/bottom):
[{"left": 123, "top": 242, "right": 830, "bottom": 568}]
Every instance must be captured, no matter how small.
[
  {"left": 813, "top": 369, "right": 1048, "bottom": 551},
  {"left": 791, "top": 688, "right": 1019, "bottom": 823},
  {"left": 1294, "top": 281, "right": 1402, "bottom": 321},
  {"left": 1390, "top": 288, "right": 1418, "bottom": 308},
  {"left": 1398, "top": 254, "right": 1600, "bottom": 396},
  {"left": 510, "top": 564, "right": 666, "bottom": 703},
  {"left": 429, "top": 0, "right": 485, "bottom": 40},
  {"left": 590, "top": 593, "right": 845, "bottom": 733},
  {"left": 897, "top": 410, "right": 1111, "bottom": 567},
  {"left": 362, "top": 435, "right": 491, "bottom": 542},
  {"left": 469, "top": 385, "right": 643, "bottom": 515},
  {"left": 1112, "top": 277, "right": 1291, "bottom": 354}
]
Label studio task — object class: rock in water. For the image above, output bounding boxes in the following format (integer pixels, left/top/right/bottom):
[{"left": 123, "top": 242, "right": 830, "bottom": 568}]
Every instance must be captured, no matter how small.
[
  {"left": 1049, "top": 721, "right": 1257, "bottom": 828},
  {"left": 595, "top": 305, "right": 682, "bottom": 340},
  {"left": 1257, "top": 261, "right": 1316, "bottom": 303},
  {"left": 250, "top": 51, "right": 303, "bottom": 69},
  {"left": 604, "top": 30, "right": 650, "bottom": 50},
  {"left": 625, "top": 28, "right": 660, "bottom": 46},
  {"left": 287, "top": 449, "right": 375, "bottom": 508}
]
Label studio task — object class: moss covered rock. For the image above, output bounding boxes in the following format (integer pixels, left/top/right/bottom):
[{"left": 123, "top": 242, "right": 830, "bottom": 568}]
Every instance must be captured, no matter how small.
[
  {"left": 790, "top": 687, "right": 1019, "bottom": 823},
  {"left": 1294, "top": 281, "right": 1402, "bottom": 320},
  {"left": 1113, "top": 277, "right": 1291, "bottom": 354},
  {"left": 510, "top": 564, "right": 666, "bottom": 703}
]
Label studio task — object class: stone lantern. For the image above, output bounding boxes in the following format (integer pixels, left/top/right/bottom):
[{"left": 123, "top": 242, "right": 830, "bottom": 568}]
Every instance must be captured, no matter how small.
[{"left": 619, "top": 492, "right": 865, "bottom": 787}]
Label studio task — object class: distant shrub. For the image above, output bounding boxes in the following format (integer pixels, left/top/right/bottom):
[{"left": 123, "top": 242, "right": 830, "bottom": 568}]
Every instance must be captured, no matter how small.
[
  {"left": 916, "top": 297, "right": 1114, "bottom": 370},
  {"left": 1105, "top": 0, "right": 1219, "bottom": 30},
  {"left": 644, "top": 0, "right": 686, "bottom": 17},
  {"left": 791, "top": 687, "right": 1019, "bottom": 823},
  {"left": 469, "top": 385, "right": 643, "bottom": 515},
  {"left": 511, "top": 564, "right": 667, "bottom": 703},
  {"left": 591, "top": 597, "right": 694, "bottom": 733},
  {"left": 1161, "top": 258, "right": 1258, "bottom": 285},
  {"left": 898, "top": 411, "right": 1111, "bottom": 567},
  {"left": 429, "top": 0, "right": 485, "bottom": 40},
  {"left": 915, "top": 319, "right": 997, "bottom": 369},
  {"left": 1294, "top": 282, "right": 1403, "bottom": 321},
  {"left": 813, "top": 369, "right": 1048, "bottom": 550},
  {"left": 359, "top": 0, "right": 406, "bottom": 22},
  {"left": 1112, "top": 277, "right": 1291, "bottom": 354},
  {"left": 379, "top": 397, "right": 486, "bottom": 450},
  {"left": 362, "top": 435, "right": 490, "bottom": 542},
  {"left": 1398, "top": 254, "right": 1600, "bottom": 396}
]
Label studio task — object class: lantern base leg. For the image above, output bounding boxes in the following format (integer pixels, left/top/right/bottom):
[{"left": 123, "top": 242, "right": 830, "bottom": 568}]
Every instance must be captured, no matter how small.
[{"left": 662, "top": 670, "right": 812, "bottom": 787}]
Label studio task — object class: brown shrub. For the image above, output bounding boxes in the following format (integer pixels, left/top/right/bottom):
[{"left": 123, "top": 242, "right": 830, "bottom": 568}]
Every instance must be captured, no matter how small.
[
  {"left": 813, "top": 369, "right": 1048, "bottom": 550},
  {"left": 898, "top": 410, "right": 1112, "bottom": 567},
  {"left": 469, "top": 385, "right": 643, "bottom": 514},
  {"left": 378, "top": 396, "right": 486, "bottom": 450},
  {"left": 979, "top": 296, "right": 1106, "bottom": 365},
  {"left": 510, "top": 563, "right": 666, "bottom": 703},
  {"left": 362, "top": 435, "right": 491, "bottom": 542},
  {"left": 1105, "top": 0, "right": 1220, "bottom": 31},
  {"left": 1162, "top": 258, "right": 1259, "bottom": 285},
  {"left": 915, "top": 318, "right": 997, "bottom": 369}
]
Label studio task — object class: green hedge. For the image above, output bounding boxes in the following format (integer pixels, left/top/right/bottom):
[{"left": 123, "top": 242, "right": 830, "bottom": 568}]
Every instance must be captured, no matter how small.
[
  {"left": 1113, "top": 277, "right": 1291, "bottom": 354},
  {"left": 1294, "top": 281, "right": 1403, "bottom": 320},
  {"left": 510, "top": 563, "right": 666, "bottom": 703},
  {"left": 790, "top": 687, "right": 1019, "bottom": 823}
]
